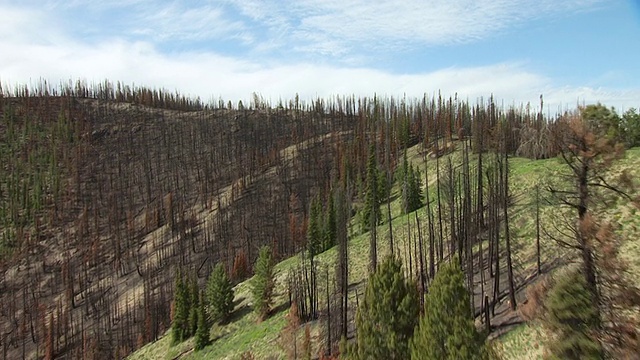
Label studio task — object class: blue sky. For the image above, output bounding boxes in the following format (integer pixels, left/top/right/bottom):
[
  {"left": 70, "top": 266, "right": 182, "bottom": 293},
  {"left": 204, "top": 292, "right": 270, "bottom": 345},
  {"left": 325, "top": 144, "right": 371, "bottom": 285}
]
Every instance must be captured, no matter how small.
[{"left": 1, "top": 0, "right": 639, "bottom": 111}]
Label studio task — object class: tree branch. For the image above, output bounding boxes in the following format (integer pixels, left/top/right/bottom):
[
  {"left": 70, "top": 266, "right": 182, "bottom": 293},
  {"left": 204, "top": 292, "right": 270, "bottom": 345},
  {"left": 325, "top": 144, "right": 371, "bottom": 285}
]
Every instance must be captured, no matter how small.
[{"left": 589, "top": 175, "right": 633, "bottom": 201}]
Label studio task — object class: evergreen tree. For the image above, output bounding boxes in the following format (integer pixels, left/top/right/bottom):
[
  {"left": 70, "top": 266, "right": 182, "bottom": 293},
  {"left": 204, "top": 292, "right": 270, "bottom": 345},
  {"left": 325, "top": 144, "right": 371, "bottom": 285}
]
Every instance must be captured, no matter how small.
[
  {"left": 355, "top": 256, "right": 419, "bottom": 359},
  {"left": 363, "top": 145, "right": 382, "bottom": 272},
  {"left": 544, "top": 269, "right": 602, "bottom": 360},
  {"left": 307, "top": 196, "right": 324, "bottom": 257},
  {"left": 396, "top": 150, "right": 410, "bottom": 184},
  {"left": 251, "top": 245, "right": 276, "bottom": 321},
  {"left": 621, "top": 108, "right": 640, "bottom": 147},
  {"left": 171, "top": 269, "right": 190, "bottom": 345},
  {"left": 376, "top": 164, "right": 388, "bottom": 206},
  {"left": 206, "top": 263, "right": 235, "bottom": 324},
  {"left": 410, "top": 167, "right": 423, "bottom": 212},
  {"left": 581, "top": 103, "right": 621, "bottom": 141},
  {"left": 188, "top": 277, "right": 199, "bottom": 337},
  {"left": 402, "top": 164, "right": 423, "bottom": 214},
  {"left": 410, "top": 261, "right": 485, "bottom": 360},
  {"left": 324, "top": 192, "right": 337, "bottom": 251},
  {"left": 399, "top": 151, "right": 423, "bottom": 214},
  {"left": 362, "top": 145, "right": 382, "bottom": 230},
  {"left": 195, "top": 291, "right": 210, "bottom": 351}
]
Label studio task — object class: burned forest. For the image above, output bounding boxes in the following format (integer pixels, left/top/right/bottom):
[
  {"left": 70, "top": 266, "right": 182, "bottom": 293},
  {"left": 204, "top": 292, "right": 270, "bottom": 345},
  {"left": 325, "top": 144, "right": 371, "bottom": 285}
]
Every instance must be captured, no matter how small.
[{"left": 0, "top": 81, "right": 639, "bottom": 359}]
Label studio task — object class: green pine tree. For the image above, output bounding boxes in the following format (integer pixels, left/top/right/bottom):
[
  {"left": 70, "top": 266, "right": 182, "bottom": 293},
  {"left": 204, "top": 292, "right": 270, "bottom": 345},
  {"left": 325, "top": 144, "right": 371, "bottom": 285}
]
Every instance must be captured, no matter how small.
[
  {"left": 188, "top": 277, "right": 199, "bottom": 337},
  {"left": 251, "top": 245, "right": 276, "bottom": 321},
  {"left": 621, "top": 108, "right": 640, "bottom": 147},
  {"left": 307, "top": 196, "right": 323, "bottom": 257},
  {"left": 355, "top": 256, "right": 419, "bottom": 359},
  {"left": 544, "top": 269, "right": 602, "bottom": 360},
  {"left": 324, "top": 191, "right": 337, "bottom": 251},
  {"left": 376, "top": 164, "right": 388, "bottom": 206},
  {"left": 171, "top": 269, "right": 190, "bottom": 345},
  {"left": 582, "top": 103, "right": 621, "bottom": 142},
  {"left": 361, "top": 145, "right": 382, "bottom": 231},
  {"left": 396, "top": 150, "right": 410, "bottom": 184},
  {"left": 195, "top": 291, "right": 210, "bottom": 351},
  {"left": 402, "top": 164, "right": 423, "bottom": 214},
  {"left": 206, "top": 263, "right": 235, "bottom": 324},
  {"left": 410, "top": 261, "right": 485, "bottom": 360}
]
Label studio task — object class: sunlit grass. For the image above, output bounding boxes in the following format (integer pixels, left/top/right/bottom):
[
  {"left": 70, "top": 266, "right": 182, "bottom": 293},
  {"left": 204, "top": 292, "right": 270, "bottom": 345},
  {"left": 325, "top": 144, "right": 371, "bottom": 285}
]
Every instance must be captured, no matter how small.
[{"left": 129, "top": 146, "right": 640, "bottom": 360}]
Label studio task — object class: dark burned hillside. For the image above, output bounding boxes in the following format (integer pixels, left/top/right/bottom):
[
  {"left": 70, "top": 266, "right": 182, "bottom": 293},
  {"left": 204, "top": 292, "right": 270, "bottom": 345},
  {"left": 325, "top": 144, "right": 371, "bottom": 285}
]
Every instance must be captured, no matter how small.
[
  {"left": 2, "top": 82, "right": 638, "bottom": 359},
  {"left": 0, "top": 89, "right": 357, "bottom": 359}
]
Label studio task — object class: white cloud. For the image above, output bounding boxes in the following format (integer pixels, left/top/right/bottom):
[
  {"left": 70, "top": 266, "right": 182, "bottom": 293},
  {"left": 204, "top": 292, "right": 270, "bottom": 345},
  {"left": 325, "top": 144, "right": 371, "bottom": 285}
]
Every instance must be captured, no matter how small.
[
  {"left": 0, "top": 5, "right": 60, "bottom": 43},
  {"left": 2, "top": 32, "right": 637, "bottom": 111},
  {"left": 0, "top": 1, "right": 637, "bottom": 112}
]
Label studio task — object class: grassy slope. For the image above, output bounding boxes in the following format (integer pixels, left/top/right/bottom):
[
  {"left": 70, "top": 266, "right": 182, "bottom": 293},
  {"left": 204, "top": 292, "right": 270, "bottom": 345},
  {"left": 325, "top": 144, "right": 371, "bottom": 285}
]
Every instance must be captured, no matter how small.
[
  {"left": 497, "top": 147, "right": 640, "bottom": 360},
  {"left": 129, "top": 146, "right": 640, "bottom": 360}
]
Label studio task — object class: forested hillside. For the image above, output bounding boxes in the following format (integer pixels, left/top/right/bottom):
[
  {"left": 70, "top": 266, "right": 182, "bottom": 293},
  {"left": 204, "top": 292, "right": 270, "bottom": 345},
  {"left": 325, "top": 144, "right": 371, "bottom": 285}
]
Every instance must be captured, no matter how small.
[{"left": 1, "top": 81, "right": 638, "bottom": 359}]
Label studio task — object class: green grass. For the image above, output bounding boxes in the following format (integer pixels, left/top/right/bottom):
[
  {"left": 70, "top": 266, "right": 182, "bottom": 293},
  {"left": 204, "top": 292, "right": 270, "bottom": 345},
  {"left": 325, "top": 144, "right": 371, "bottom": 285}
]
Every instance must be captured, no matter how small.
[
  {"left": 191, "top": 312, "right": 287, "bottom": 359},
  {"left": 129, "top": 145, "right": 640, "bottom": 360},
  {"left": 497, "top": 323, "right": 546, "bottom": 360}
]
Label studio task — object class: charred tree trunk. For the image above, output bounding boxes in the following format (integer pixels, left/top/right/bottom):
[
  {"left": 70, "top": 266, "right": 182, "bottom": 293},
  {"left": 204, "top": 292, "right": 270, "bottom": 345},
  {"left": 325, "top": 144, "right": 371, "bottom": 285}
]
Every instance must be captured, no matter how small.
[
  {"left": 502, "top": 152, "right": 516, "bottom": 311},
  {"left": 535, "top": 185, "right": 541, "bottom": 276}
]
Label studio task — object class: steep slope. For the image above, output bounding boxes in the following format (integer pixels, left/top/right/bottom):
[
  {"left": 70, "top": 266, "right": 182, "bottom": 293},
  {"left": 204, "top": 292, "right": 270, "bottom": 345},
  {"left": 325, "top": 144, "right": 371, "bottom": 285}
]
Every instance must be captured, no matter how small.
[
  {"left": 129, "top": 145, "right": 640, "bottom": 359},
  {"left": 0, "top": 96, "right": 354, "bottom": 359},
  {"left": 3, "top": 91, "right": 638, "bottom": 360}
]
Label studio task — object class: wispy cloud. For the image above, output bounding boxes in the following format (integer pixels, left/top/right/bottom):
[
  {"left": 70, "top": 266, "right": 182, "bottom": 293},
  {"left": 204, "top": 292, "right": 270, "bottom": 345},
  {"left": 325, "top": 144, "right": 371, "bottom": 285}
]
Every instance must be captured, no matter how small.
[
  {"left": 225, "top": 0, "right": 606, "bottom": 57},
  {"left": 12, "top": 0, "right": 605, "bottom": 59},
  {"left": 129, "top": 3, "right": 252, "bottom": 44}
]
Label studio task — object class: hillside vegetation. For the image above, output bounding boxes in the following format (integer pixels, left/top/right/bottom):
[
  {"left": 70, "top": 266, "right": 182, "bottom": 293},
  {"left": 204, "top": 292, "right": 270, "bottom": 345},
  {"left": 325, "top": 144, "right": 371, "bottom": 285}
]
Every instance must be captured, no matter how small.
[
  {"left": 130, "top": 145, "right": 640, "bottom": 360},
  {"left": 0, "top": 81, "right": 638, "bottom": 359}
]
